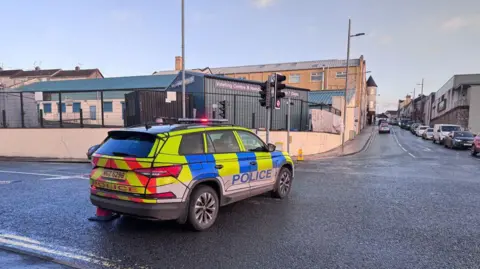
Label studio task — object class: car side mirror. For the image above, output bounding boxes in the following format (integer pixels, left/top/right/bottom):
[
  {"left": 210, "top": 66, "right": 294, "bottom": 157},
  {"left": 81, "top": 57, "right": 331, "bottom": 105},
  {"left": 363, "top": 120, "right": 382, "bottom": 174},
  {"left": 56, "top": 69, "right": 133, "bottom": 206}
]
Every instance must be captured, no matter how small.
[
  {"left": 267, "top": 143, "right": 276, "bottom": 152},
  {"left": 87, "top": 144, "right": 100, "bottom": 159}
]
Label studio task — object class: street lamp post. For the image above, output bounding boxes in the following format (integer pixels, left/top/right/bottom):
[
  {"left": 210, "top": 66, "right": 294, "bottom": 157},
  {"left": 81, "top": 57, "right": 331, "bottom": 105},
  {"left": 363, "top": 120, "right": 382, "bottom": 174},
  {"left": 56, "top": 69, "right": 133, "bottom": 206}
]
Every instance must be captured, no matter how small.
[
  {"left": 181, "top": 0, "right": 186, "bottom": 118},
  {"left": 341, "top": 19, "right": 365, "bottom": 153}
]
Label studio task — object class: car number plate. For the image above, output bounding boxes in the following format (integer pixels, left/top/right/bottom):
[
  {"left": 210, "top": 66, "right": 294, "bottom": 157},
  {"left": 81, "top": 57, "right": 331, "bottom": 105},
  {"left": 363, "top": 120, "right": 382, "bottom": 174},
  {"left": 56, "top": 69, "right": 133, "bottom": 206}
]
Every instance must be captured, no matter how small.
[
  {"left": 464, "top": 143, "right": 472, "bottom": 146},
  {"left": 102, "top": 170, "right": 126, "bottom": 180}
]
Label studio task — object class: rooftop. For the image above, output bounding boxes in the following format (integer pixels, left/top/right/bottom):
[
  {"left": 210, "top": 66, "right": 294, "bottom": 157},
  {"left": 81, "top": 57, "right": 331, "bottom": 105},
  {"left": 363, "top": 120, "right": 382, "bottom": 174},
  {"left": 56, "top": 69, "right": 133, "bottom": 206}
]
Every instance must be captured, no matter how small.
[
  {"left": 0, "top": 69, "right": 23, "bottom": 77},
  {"left": 154, "top": 57, "right": 362, "bottom": 76},
  {"left": 52, "top": 69, "right": 103, "bottom": 78},
  {"left": 15, "top": 74, "right": 177, "bottom": 93},
  {"left": 11, "top": 69, "right": 61, "bottom": 78}
]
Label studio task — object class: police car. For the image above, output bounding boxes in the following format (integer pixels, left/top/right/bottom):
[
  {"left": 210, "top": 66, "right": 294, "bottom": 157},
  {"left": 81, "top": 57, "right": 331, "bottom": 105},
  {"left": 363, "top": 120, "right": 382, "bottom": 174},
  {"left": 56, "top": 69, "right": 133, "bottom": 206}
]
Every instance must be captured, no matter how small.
[{"left": 89, "top": 118, "right": 294, "bottom": 231}]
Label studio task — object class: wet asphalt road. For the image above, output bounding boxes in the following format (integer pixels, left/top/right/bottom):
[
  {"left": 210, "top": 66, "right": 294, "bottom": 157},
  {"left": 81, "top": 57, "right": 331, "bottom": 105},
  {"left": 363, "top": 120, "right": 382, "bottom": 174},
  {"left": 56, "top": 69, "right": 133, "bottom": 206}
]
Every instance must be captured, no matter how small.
[{"left": 1, "top": 126, "right": 480, "bottom": 269}]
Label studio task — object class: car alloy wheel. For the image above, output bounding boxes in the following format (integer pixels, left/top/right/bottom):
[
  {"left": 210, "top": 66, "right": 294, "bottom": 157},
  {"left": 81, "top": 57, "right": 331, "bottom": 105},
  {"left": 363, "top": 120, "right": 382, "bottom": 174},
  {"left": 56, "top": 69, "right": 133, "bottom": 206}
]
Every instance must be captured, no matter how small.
[
  {"left": 272, "top": 167, "right": 293, "bottom": 199},
  {"left": 279, "top": 170, "right": 291, "bottom": 196},
  {"left": 187, "top": 185, "right": 219, "bottom": 231},
  {"left": 194, "top": 192, "right": 216, "bottom": 225}
]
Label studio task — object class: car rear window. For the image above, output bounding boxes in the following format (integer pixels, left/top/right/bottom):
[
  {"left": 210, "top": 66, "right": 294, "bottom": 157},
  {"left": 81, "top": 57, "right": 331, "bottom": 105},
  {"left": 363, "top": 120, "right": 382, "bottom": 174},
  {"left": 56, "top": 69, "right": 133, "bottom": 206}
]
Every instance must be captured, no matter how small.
[
  {"left": 420, "top": 126, "right": 427, "bottom": 130},
  {"left": 427, "top": 128, "right": 433, "bottom": 132},
  {"left": 95, "top": 131, "right": 157, "bottom": 158},
  {"left": 441, "top": 126, "right": 461, "bottom": 132},
  {"left": 454, "top": 132, "right": 474, "bottom": 137}
]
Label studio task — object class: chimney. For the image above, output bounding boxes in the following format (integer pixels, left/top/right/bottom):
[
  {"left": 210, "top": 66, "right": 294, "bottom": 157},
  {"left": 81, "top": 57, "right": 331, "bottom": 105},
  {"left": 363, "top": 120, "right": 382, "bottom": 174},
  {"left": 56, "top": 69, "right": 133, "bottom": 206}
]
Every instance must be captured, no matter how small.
[
  {"left": 405, "top": 94, "right": 412, "bottom": 105},
  {"left": 175, "top": 56, "right": 183, "bottom": 71},
  {"left": 35, "top": 66, "right": 40, "bottom": 71},
  {"left": 75, "top": 66, "right": 80, "bottom": 71}
]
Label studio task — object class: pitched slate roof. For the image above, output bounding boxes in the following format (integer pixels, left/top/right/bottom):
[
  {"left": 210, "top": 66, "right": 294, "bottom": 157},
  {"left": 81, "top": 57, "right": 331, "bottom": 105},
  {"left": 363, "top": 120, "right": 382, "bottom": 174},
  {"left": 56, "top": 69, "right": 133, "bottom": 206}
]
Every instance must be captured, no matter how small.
[
  {"left": 15, "top": 74, "right": 177, "bottom": 93},
  {"left": 53, "top": 69, "right": 103, "bottom": 78},
  {"left": 308, "top": 90, "right": 355, "bottom": 105},
  {"left": 0, "top": 69, "right": 23, "bottom": 77},
  {"left": 10, "top": 69, "right": 61, "bottom": 78}
]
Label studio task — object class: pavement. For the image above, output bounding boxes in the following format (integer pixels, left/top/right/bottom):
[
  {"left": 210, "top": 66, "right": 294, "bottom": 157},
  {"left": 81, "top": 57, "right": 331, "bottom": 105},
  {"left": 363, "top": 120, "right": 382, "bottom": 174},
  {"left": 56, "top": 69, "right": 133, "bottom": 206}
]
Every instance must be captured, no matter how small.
[
  {"left": 1, "top": 125, "right": 480, "bottom": 268},
  {"left": 302, "top": 125, "right": 376, "bottom": 160}
]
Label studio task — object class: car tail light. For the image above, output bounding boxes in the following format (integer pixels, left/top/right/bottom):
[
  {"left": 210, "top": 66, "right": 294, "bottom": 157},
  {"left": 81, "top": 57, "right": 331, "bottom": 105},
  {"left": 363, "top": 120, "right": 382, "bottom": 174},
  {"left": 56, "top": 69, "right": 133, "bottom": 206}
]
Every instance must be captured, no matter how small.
[
  {"left": 135, "top": 166, "right": 182, "bottom": 178},
  {"left": 148, "top": 191, "right": 176, "bottom": 199}
]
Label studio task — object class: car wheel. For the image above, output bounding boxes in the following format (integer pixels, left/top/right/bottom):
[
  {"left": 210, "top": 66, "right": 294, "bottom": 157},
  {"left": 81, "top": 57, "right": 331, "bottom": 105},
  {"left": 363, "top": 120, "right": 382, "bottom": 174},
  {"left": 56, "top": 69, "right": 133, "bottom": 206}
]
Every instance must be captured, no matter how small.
[
  {"left": 187, "top": 185, "right": 219, "bottom": 232},
  {"left": 271, "top": 167, "right": 293, "bottom": 199}
]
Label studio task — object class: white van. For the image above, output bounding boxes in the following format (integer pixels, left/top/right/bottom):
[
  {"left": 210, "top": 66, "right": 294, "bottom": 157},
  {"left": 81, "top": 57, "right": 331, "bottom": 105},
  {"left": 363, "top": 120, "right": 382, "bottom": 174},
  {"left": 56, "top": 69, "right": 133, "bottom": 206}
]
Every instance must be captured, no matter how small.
[{"left": 433, "top": 124, "right": 462, "bottom": 144}]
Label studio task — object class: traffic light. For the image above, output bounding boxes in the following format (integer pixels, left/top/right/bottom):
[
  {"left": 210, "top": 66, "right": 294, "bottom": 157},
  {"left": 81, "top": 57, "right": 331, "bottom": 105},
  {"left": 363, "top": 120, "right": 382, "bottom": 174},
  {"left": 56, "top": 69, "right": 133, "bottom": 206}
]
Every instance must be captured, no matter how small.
[
  {"left": 259, "top": 80, "right": 271, "bottom": 107},
  {"left": 218, "top": 100, "right": 226, "bottom": 119},
  {"left": 272, "top": 73, "right": 287, "bottom": 109}
]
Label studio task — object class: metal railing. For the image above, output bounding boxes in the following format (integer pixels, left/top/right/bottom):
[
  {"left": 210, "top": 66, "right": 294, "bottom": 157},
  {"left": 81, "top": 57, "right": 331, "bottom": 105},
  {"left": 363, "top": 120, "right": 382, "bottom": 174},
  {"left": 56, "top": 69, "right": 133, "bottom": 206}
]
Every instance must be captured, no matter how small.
[{"left": 1, "top": 90, "right": 342, "bottom": 132}]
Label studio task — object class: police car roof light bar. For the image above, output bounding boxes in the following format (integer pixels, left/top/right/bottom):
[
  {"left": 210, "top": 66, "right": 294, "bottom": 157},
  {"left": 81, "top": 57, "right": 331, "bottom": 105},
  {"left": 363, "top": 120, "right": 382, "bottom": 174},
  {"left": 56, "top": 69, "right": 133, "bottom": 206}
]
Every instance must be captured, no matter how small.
[{"left": 177, "top": 118, "right": 229, "bottom": 124}]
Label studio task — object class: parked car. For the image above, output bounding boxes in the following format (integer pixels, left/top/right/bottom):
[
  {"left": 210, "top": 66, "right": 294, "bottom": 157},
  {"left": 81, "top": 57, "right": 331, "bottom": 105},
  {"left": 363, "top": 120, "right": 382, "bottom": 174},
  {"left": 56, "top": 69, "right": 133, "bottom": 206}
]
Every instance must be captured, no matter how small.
[
  {"left": 422, "top": 128, "right": 434, "bottom": 140},
  {"left": 415, "top": 125, "right": 429, "bottom": 137},
  {"left": 87, "top": 144, "right": 101, "bottom": 160},
  {"left": 443, "top": 131, "right": 475, "bottom": 149},
  {"left": 433, "top": 124, "right": 462, "bottom": 144},
  {"left": 402, "top": 121, "right": 413, "bottom": 130},
  {"left": 379, "top": 122, "right": 391, "bottom": 134},
  {"left": 410, "top": 123, "right": 421, "bottom": 134},
  {"left": 472, "top": 133, "right": 480, "bottom": 156}
]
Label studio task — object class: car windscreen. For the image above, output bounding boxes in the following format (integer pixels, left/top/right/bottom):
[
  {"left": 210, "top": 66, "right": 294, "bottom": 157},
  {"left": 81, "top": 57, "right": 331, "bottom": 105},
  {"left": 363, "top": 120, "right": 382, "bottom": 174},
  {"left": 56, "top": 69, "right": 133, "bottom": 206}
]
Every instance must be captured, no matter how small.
[
  {"left": 441, "top": 126, "right": 461, "bottom": 132},
  {"left": 95, "top": 131, "right": 157, "bottom": 158},
  {"left": 419, "top": 126, "right": 427, "bottom": 130},
  {"left": 454, "top": 132, "right": 474, "bottom": 138}
]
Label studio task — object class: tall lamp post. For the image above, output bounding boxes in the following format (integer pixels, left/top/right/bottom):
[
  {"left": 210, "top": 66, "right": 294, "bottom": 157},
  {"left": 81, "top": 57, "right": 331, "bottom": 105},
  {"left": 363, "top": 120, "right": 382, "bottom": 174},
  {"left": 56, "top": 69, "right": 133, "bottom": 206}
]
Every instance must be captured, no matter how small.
[
  {"left": 181, "top": 0, "right": 186, "bottom": 118},
  {"left": 342, "top": 19, "right": 365, "bottom": 153}
]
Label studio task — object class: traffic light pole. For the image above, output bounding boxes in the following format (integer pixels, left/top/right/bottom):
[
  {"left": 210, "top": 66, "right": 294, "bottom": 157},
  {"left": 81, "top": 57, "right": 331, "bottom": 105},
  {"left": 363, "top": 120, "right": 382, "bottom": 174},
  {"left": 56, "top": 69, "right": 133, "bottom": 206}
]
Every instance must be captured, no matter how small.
[{"left": 287, "top": 97, "right": 291, "bottom": 154}]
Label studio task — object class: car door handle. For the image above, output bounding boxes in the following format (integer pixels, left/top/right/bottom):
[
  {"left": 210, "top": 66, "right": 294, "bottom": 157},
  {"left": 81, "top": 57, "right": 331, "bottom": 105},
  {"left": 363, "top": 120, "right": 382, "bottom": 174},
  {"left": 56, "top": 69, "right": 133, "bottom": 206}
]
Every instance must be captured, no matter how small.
[
  {"left": 215, "top": 164, "right": 224, "bottom": 169},
  {"left": 250, "top": 161, "right": 257, "bottom": 165}
]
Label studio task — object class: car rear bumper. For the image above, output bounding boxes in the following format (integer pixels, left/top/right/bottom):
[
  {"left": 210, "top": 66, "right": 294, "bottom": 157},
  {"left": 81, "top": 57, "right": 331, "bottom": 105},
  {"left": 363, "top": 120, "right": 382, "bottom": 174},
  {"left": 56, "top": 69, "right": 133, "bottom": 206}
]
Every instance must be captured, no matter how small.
[{"left": 90, "top": 195, "right": 186, "bottom": 220}]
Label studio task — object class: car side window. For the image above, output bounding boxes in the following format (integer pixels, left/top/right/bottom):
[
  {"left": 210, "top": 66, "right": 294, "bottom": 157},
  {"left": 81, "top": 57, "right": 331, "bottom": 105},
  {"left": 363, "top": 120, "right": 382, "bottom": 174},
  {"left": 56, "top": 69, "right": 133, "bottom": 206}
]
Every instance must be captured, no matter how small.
[
  {"left": 179, "top": 133, "right": 205, "bottom": 155},
  {"left": 236, "top": 131, "right": 266, "bottom": 152},
  {"left": 206, "top": 130, "right": 240, "bottom": 153}
]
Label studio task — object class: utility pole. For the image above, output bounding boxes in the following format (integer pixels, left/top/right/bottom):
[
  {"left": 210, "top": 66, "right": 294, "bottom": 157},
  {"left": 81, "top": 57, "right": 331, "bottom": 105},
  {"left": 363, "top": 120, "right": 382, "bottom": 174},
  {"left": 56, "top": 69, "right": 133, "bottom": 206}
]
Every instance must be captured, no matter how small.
[
  {"left": 412, "top": 88, "right": 416, "bottom": 121},
  {"left": 181, "top": 0, "right": 186, "bottom": 118},
  {"left": 417, "top": 78, "right": 424, "bottom": 95}
]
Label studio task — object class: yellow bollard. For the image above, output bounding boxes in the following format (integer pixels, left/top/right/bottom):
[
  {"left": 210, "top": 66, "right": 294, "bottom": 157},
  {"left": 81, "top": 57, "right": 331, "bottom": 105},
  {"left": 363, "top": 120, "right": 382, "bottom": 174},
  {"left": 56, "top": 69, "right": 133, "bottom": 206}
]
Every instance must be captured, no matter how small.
[{"left": 297, "top": 148, "right": 304, "bottom": 161}]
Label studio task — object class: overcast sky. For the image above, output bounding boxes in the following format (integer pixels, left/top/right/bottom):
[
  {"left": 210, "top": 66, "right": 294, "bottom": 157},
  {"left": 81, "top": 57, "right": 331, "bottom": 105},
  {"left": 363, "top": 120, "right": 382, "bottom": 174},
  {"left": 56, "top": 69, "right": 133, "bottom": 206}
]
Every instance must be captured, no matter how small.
[{"left": 1, "top": 0, "right": 479, "bottom": 111}]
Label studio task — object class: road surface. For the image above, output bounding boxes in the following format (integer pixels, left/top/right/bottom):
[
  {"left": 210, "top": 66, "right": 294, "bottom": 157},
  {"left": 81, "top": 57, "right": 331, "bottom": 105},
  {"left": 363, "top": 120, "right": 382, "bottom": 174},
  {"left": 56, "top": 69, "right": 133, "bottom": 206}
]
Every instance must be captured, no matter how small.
[{"left": 0, "top": 126, "right": 479, "bottom": 269}]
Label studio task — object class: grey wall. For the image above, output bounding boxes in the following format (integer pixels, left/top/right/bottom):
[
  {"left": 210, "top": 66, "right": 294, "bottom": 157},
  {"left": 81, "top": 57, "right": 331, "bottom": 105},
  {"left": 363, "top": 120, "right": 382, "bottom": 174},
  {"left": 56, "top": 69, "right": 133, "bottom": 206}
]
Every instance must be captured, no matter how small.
[{"left": 204, "top": 77, "right": 309, "bottom": 130}]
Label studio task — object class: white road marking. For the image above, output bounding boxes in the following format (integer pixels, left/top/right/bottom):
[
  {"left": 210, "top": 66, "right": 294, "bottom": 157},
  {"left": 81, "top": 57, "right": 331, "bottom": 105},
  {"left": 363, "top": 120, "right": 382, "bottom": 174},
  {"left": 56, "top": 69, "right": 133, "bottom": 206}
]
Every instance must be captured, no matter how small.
[
  {"left": 0, "top": 170, "right": 60, "bottom": 177},
  {"left": 0, "top": 233, "right": 124, "bottom": 269},
  {"left": 40, "top": 174, "right": 89, "bottom": 181},
  {"left": 0, "top": 180, "right": 12, "bottom": 184},
  {"left": 392, "top": 128, "right": 416, "bottom": 158},
  {"left": 0, "top": 170, "right": 89, "bottom": 180}
]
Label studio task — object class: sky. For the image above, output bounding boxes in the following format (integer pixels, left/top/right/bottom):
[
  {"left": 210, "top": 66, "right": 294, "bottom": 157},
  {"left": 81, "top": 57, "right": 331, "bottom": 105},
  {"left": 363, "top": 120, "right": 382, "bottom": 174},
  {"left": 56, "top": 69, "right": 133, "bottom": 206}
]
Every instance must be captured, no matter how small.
[{"left": 1, "top": 0, "right": 480, "bottom": 111}]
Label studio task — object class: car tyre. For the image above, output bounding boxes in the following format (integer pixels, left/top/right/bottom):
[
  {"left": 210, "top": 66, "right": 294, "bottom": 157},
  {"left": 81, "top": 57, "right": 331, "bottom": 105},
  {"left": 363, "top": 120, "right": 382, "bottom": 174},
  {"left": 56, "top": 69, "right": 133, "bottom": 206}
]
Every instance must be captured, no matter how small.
[
  {"left": 186, "top": 185, "right": 219, "bottom": 232},
  {"left": 271, "top": 167, "right": 293, "bottom": 199}
]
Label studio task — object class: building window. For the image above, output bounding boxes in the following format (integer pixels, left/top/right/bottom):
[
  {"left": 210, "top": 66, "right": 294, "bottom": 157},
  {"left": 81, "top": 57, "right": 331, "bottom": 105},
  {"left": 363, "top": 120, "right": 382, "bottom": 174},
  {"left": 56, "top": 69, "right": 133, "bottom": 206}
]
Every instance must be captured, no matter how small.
[
  {"left": 103, "top": 102, "right": 113, "bottom": 112},
  {"left": 73, "top": 103, "right": 81, "bottom": 113},
  {"left": 289, "top": 74, "right": 301, "bottom": 83},
  {"left": 237, "top": 76, "right": 247, "bottom": 80},
  {"left": 57, "top": 103, "right": 66, "bottom": 113},
  {"left": 310, "top": 72, "right": 323, "bottom": 82},
  {"left": 336, "top": 72, "right": 347, "bottom": 78},
  {"left": 43, "top": 103, "right": 51, "bottom": 113}
]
